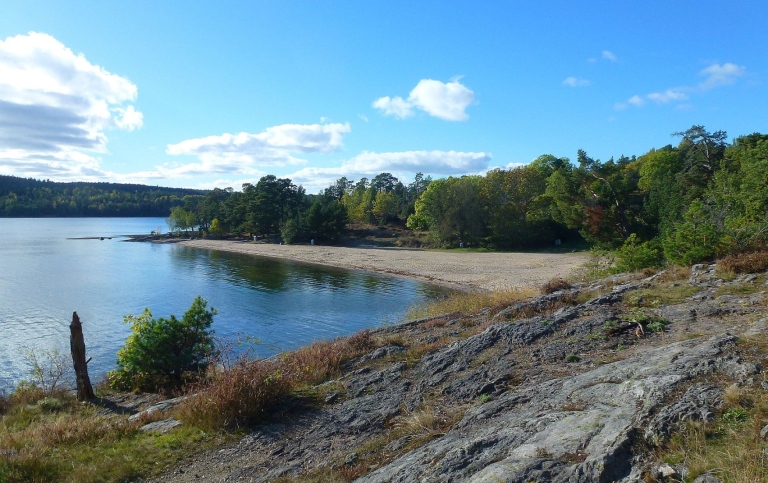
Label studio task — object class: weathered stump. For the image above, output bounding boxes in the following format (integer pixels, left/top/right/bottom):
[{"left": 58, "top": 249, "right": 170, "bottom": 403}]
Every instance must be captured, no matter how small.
[{"left": 70, "top": 312, "right": 95, "bottom": 401}]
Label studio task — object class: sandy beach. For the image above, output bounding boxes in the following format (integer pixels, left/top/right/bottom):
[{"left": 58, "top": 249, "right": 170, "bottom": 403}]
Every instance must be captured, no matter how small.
[{"left": 179, "top": 240, "right": 590, "bottom": 292}]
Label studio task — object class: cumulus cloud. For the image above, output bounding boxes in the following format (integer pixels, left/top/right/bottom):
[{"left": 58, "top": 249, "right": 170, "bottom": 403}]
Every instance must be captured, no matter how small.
[
  {"left": 0, "top": 32, "right": 142, "bottom": 179},
  {"left": 373, "top": 79, "right": 475, "bottom": 121},
  {"left": 286, "top": 149, "right": 491, "bottom": 193},
  {"left": 699, "top": 62, "right": 746, "bottom": 89},
  {"left": 562, "top": 77, "right": 590, "bottom": 87},
  {"left": 165, "top": 122, "right": 351, "bottom": 176}
]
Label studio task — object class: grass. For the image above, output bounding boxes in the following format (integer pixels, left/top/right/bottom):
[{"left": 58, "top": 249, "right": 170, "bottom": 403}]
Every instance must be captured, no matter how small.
[
  {"left": 0, "top": 387, "right": 231, "bottom": 483},
  {"left": 405, "top": 286, "right": 538, "bottom": 319},
  {"left": 623, "top": 284, "right": 701, "bottom": 308},
  {"left": 0, "top": 330, "right": 381, "bottom": 481},
  {"left": 716, "top": 250, "right": 768, "bottom": 275},
  {"left": 714, "top": 277, "right": 766, "bottom": 297},
  {"left": 654, "top": 387, "right": 768, "bottom": 483},
  {"left": 541, "top": 277, "right": 572, "bottom": 294},
  {"left": 178, "top": 330, "right": 378, "bottom": 429}
]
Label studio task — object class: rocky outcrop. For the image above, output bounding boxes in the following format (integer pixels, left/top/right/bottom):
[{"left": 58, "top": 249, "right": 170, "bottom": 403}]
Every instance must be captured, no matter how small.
[
  {"left": 153, "top": 264, "right": 768, "bottom": 482},
  {"left": 359, "top": 335, "right": 751, "bottom": 483}
]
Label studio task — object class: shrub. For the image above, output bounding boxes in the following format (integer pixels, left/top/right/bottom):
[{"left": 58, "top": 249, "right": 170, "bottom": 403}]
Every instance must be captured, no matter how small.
[
  {"left": 717, "top": 250, "right": 768, "bottom": 274},
  {"left": 565, "top": 354, "right": 580, "bottom": 363},
  {"left": 110, "top": 296, "right": 217, "bottom": 391},
  {"left": 177, "top": 358, "right": 291, "bottom": 429},
  {"left": 20, "top": 348, "right": 70, "bottom": 396},
  {"left": 614, "top": 234, "right": 662, "bottom": 272}
]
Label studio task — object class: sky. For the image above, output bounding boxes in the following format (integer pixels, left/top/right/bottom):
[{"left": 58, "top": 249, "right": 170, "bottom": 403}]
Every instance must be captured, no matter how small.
[{"left": 0, "top": 1, "right": 766, "bottom": 193}]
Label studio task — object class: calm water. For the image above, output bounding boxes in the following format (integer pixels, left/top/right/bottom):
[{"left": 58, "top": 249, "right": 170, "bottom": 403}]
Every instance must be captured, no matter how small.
[{"left": 0, "top": 218, "right": 449, "bottom": 390}]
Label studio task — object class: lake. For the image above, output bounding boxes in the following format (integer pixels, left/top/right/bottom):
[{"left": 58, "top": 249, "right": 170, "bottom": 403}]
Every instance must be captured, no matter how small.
[{"left": 0, "top": 218, "right": 450, "bottom": 391}]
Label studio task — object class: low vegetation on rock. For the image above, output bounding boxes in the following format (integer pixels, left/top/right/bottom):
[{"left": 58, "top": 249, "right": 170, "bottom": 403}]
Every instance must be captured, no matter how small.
[{"left": 3, "top": 250, "right": 768, "bottom": 482}]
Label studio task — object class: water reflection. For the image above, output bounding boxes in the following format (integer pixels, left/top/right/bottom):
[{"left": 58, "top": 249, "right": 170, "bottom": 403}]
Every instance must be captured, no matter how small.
[{"left": 0, "top": 217, "right": 453, "bottom": 391}]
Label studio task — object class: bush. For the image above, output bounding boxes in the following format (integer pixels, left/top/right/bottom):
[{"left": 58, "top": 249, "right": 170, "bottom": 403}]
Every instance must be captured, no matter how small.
[
  {"left": 178, "top": 330, "right": 377, "bottom": 429},
  {"left": 110, "top": 296, "right": 217, "bottom": 391},
  {"left": 177, "top": 358, "right": 291, "bottom": 429},
  {"left": 717, "top": 250, "right": 768, "bottom": 274},
  {"left": 614, "top": 234, "right": 662, "bottom": 273}
]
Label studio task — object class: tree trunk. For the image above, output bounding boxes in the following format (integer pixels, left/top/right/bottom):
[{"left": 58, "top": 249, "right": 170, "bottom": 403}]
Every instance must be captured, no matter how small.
[{"left": 70, "top": 312, "right": 95, "bottom": 401}]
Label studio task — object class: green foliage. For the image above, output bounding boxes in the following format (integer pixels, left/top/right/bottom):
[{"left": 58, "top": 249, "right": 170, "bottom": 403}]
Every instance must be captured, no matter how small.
[
  {"left": 720, "top": 407, "right": 749, "bottom": 428},
  {"left": 565, "top": 354, "right": 580, "bottom": 363},
  {"left": 626, "top": 309, "right": 669, "bottom": 332},
  {"left": 0, "top": 175, "right": 204, "bottom": 217},
  {"left": 209, "top": 217, "right": 225, "bottom": 237},
  {"left": 305, "top": 198, "right": 348, "bottom": 243},
  {"left": 663, "top": 200, "right": 723, "bottom": 265},
  {"left": 110, "top": 296, "right": 217, "bottom": 391},
  {"left": 280, "top": 216, "right": 304, "bottom": 244},
  {"left": 372, "top": 191, "right": 398, "bottom": 225},
  {"left": 167, "top": 205, "right": 197, "bottom": 234},
  {"left": 614, "top": 234, "right": 662, "bottom": 272},
  {"left": 480, "top": 167, "right": 558, "bottom": 249},
  {"left": 408, "top": 176, "right": 485, "bottom": 245}
]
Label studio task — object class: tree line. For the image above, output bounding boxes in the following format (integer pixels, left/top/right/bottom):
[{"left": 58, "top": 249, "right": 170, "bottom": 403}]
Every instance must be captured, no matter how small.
[
  {"left": 0, "top": 176, "right": 205, "bottom": 217},
  {"left": 402, "top": 125, "right": 768, "bottom": 268},
  {"left": 167, "top": 172, "right": 432, "bottom": 244}
]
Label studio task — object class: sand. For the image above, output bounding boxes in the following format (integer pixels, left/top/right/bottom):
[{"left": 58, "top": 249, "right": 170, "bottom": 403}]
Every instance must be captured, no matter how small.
[{"left": 178, "top": 240, "right": 590, "bottom": 292}]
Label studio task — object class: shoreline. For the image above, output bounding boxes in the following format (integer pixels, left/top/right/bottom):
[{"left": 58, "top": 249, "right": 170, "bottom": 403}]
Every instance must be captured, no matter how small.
[{"left": 178, "top": 240, "right": 590, "bottom": 292}]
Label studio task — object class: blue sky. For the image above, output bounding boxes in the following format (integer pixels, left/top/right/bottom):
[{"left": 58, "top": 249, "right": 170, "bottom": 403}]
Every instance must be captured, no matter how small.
[{"left": 1, "top": 1, "right": 766, "bottom": 193}]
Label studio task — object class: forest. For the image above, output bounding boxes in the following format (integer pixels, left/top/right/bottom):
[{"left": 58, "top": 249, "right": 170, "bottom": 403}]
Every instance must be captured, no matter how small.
[
  {"left": 0, "top": 176, "right": 205, "bottom": 217},
  {"left": 4, "top": 125, "right": 767, "bottom": 269}
]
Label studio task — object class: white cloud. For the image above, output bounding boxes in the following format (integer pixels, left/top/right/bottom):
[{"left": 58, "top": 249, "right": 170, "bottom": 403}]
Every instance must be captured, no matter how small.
[
  {"left": 165, "top": 122, "right": 351, "bottom": 175},
  {"left": 602, "top": 50, "right": 618, "bottom": 62},
  {"left": 371, "top": 96, "right": 414, "bottom": 119},
  {"left": 346, "top": 150, "right": 489, "bottom": 173},
  {"left": 0, "top": 32, "right": 142, "bottom": 179},
  {"left": 616, "top": 62, "right": 746, "bottom": 112},
  {"left": 699, "top": 62, "right": 746, "bottom": 89},
  {"left": 373, "top": 79, "right": 475, "bottom": 121},
  {"left": 562, "top": 77, "right": 590, "bottom": 87},
  {"left": 647, "top": 89, "right": 688, "bottom": 104},
  {"left": 113, "top": 105, "right": 143, "bottom": 130}
]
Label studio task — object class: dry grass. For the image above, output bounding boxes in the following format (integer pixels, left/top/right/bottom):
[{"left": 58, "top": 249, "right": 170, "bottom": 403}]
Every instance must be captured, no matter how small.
[
  {"left": 654, "top": 266, "right": 692, "bottom": 283},
  {"left": 387, "top": 404, "right": 463, "bottom": 451},
  {"left": 541, "top": 277, "right": 572, "bottom": 294},
  {"left": 623, "top": 284, "right": 701, "bottom": 308},
  {"left": 405, "top": 287, "right": 538, "bottom": 320},
  {"left": 0, "top": 388, "right": 224, "bottom": 483},
  {"left": 178, "top": 331, "right": 377, "bottom": 429},
  {"left": 717, "top": 250, "right": 768, "bottom": 275},
  {"left": 176, "top": 358, "right": 292, "bottom": 429},
  {"left": 655, "top": 388, "right": 768, "bottom": 483}
]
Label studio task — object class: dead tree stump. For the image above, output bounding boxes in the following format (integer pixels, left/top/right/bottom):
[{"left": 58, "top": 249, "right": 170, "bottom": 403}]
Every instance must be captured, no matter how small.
[{"left": 70, "top": 311, "right": 95, "bottom": 401}]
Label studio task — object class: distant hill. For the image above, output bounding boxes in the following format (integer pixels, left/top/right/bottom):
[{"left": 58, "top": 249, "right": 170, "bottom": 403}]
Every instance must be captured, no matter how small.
[{"left": 0, "top": 175, "right": 206, "bottom": 217}]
